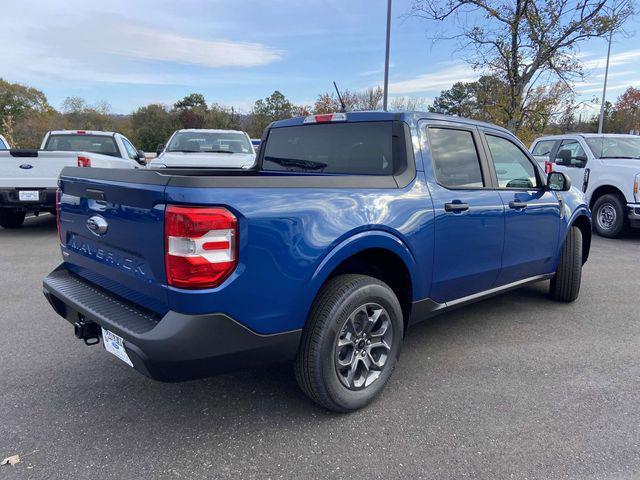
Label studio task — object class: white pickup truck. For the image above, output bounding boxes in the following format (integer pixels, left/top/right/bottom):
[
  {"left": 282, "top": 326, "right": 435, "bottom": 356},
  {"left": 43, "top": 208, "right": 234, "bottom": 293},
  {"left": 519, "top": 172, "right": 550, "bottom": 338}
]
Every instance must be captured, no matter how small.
[
  {"left": 0, "top": 130, "right": 145, "bottom": 229},
  {"left": 149, "top": 129, "right": 256, "bottom": 169},
  {"left": 531, "top": 133, "right": 640, "bottom": 238}
]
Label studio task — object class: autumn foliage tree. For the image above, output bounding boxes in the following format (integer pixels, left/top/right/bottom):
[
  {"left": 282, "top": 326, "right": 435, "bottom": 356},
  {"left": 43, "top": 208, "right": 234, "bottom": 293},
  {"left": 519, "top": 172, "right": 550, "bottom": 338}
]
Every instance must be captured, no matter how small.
[
  {"left": 614, "top": 87, "right": 640, "bottom": 133},
  {"left": 411, "top": 0, "right": 634, "bottom": 134}
]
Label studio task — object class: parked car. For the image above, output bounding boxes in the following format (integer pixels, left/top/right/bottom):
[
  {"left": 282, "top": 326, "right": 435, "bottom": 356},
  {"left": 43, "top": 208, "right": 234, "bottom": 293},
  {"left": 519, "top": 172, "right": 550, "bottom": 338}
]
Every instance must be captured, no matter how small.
[
  {"left": 41, "top": 130, "right": 147, "bottom": 169},
  {"left": 0, "top": 134, "right": 9, "bottom": 150},
  {"left": 531, "top": 133, "right": 640, "bottom": 237},
  {"left": 43, "top": 111, "right": 591, "bottom": 412},
  {"left": 150, "top": 129, "right": 256, "bottom": 169},
  {"left": 250, "top": 138, "right": 261, "bottom": 153},
  {"left": 0, "top": 130, "right": 144, "bottom": 229}
]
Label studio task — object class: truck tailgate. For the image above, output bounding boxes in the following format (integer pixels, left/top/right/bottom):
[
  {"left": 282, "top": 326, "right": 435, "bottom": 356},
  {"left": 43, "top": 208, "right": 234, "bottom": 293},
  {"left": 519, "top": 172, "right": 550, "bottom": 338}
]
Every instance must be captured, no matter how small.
[
  {"left": 59, "top": 168, "right": 170, "bottom": 314},
  {"left": 0, "top": 151, "right": 77, "bottom": 188}
]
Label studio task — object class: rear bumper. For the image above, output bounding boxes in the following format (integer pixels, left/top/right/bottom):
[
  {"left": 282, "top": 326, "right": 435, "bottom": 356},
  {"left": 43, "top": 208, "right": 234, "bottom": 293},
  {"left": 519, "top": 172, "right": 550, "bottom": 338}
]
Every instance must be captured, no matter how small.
[
  {"left": 0, "top": 187, "right": 57, "bottom": 212},
  {"left": 42, "top": 265, "right": 301, "bottom": 382}
]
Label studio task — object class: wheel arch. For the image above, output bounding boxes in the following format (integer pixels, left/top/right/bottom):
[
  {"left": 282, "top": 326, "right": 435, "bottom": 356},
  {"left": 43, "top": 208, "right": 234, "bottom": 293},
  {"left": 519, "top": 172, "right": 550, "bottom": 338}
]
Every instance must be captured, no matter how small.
[
  {"left": 589, "top": 184, "right": 625, "bottom": 210},
  {"left": 307, "top": 231, "right": 418, "bottom": 329},
  {"left": 568, "top": 211, "right": 591, "bottom": 264}
]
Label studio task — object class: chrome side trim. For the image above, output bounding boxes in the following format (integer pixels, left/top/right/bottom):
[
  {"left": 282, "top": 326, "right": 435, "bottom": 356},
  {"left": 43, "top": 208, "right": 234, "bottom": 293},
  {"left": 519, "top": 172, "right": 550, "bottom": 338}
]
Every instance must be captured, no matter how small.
[
  {"left": 446, "top": 274, "right": 554, "bottom": 308},
  {"left": 409, "top": 273, "right": 554, "bottom": 325}
]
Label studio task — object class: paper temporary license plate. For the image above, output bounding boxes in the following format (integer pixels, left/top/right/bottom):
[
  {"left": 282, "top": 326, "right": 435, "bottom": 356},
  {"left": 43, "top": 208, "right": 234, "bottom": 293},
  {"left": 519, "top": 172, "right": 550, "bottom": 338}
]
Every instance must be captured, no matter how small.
[
  {"left": 18, "top": 190, "right": 39, "bottom": 201},
  {"left": 102, "top": 328, "right": 133, "bottom": 367}
]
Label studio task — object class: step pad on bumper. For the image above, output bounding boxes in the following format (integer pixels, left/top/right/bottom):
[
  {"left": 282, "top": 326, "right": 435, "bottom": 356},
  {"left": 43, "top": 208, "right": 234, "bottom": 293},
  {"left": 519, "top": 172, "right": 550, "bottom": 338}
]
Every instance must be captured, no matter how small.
[{"left": 43, "top": 267, "right": 159, "bottom": 335}]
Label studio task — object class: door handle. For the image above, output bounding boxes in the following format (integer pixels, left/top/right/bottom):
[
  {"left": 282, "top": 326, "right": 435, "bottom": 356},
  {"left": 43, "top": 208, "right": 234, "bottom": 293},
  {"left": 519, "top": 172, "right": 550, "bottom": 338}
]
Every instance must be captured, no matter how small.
[
  {"left": 444, "top": 202, "right": 470, "bottom": 213},
  {"left": 509, "top": 201, "right": 527, "bottom": 209}
]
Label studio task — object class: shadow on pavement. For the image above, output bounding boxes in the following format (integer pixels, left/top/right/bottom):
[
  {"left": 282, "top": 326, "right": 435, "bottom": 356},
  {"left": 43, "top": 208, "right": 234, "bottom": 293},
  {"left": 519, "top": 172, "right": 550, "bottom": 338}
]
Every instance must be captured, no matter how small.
[{"left": 0, "top": 213, "right": 57, "bottom": 235}]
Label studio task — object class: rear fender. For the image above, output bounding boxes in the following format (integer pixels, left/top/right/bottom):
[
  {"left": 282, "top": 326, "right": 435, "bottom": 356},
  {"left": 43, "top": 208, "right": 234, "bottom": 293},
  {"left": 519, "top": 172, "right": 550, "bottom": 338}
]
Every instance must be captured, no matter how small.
[{"left": 304, "top": 230, "right": 418, "bottom": 318}]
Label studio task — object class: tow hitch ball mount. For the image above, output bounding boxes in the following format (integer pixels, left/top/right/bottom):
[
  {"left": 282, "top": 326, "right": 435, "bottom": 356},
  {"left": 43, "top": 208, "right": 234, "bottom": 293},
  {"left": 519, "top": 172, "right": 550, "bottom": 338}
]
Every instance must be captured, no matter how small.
[{"left": 74, "top": 316, "right": 101, "bottom": 346}]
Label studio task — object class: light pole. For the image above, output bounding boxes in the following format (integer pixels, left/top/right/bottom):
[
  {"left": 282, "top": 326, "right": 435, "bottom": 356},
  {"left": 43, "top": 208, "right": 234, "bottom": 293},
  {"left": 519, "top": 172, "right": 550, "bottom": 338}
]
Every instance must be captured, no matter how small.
[
  {"left": 382, "top": 0, "right": 392, "bottom": 111},
  {"left": 597, "top": 23, "right": 614, "bottom": 133}
]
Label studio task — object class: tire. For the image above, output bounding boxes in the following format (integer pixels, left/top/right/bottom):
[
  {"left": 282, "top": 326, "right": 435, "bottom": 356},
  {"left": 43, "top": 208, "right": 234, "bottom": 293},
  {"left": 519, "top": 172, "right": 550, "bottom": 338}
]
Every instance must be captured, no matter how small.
[
  {"left": 295, "top": 274, "right": 404, "bottom": 412},
  {"left": 592, "top": 193, "right": 627, "bottom": 238},
  {"left": 0, "top": 210, "right": 26, "bottom": 229},
  {"left": 550, "top": 226, "right": 583, "bottom": 302}
]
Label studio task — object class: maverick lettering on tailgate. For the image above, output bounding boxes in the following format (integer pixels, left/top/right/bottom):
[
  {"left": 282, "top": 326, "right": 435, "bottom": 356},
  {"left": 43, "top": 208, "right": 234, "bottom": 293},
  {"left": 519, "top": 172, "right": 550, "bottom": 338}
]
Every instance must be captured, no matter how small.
[{"left": 67, "top": 235, "right": 150, "bottom": 280}]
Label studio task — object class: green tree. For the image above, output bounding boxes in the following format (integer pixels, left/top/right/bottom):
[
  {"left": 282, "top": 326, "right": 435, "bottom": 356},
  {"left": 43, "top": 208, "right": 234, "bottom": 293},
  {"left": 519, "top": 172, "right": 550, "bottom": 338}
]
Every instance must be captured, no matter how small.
[
  {"left": 208, "top": 103, "right": 242, "bottom": 130},
  {"left": 131, "top": 104, "right": 176, "bottom": 151},
  {"left": 174, "top": 93, "right": 208, "bottom": 112},
  {"left": 173, "top": 93, "right": 208, "bottom": 129},
  {"left": 250, "top": 91, "right": 294, "bottom": 137},
  {"left": 0, "top": 78, "right": 51, "bottom": 121}
]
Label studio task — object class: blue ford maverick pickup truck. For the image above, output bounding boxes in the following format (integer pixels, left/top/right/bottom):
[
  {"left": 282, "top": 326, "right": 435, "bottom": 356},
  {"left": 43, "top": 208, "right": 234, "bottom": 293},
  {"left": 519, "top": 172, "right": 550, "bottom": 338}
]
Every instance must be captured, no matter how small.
[{"left": 43, "top": 112, "right": 591, "bottom": 412}]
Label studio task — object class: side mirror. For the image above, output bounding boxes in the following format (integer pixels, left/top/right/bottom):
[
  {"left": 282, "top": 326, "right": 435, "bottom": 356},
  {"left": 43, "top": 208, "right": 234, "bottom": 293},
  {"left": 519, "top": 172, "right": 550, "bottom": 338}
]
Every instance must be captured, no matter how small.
[
  {"left": 136, "top": 150, "right": 146, "bottom": 164},
  {"left": 547, "top": 171, "right": 571, "bottom": 191},
  {"left": 156, "top": 144, "right": 165, "bottom": 156},
  {"left": 555, "top": 149, "right": 572, "bottom": 166},
  {"left": 574, "top": 155, "right": 587, "bottom": 168}
]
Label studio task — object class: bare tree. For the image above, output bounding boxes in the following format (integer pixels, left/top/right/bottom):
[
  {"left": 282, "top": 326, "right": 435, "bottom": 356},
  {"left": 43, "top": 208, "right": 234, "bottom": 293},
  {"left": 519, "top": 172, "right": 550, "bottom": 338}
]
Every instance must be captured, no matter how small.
[{"left": 410, "top": 0, "right": 634, "bottom": 132}]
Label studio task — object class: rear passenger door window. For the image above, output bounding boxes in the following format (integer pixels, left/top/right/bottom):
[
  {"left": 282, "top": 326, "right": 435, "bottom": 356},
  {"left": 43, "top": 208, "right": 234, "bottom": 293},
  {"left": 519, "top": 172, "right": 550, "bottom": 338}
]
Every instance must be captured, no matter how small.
[
  {"left": 485, "top": 134, "right": 540, "bottom": 189},
  {"left": 427, "top": 128, "right": 485, "bottom": 189}
]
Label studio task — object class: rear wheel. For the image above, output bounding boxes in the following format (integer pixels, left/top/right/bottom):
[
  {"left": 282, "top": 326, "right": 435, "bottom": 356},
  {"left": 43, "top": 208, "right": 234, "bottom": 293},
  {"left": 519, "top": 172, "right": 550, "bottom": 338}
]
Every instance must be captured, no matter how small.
[
  {"left": 550, "top": 226, "right": 583, "bottom": 302},
  {"left": 0, "top": 210, "right": 26, "bottom": 229},
  {"left": 295, "top": 274, "right": 404, "bottom": 412},
  {"left": 593, "top": 193, "right": 627, "bottom": 238}
]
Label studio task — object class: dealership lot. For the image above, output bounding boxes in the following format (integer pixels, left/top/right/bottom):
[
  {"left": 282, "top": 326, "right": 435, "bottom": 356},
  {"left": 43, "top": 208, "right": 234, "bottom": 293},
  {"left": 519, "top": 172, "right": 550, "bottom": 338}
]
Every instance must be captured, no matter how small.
[{"left": 1, "top": 215, "right": 639, "bottom": 479}]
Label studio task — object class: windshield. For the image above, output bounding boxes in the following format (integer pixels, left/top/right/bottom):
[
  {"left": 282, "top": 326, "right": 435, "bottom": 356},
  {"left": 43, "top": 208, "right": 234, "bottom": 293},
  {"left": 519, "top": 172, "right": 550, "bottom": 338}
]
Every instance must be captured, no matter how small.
[
  {"left": 167, "top": 131, "right": 253, "bottom": 154},
  {"left": 585, "top": 137, "right": 640, "bottom": 159},
  {"left": 44, "top": 134, "right": 120, "bottom": 157}
]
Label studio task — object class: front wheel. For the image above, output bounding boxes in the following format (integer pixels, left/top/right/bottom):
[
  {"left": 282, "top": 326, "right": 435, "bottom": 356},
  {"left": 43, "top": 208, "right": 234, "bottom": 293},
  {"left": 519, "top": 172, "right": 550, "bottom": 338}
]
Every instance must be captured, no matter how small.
[
  {"left": 550, "top": 226, "right": 583, "bottom": 302},
  {"left": 0, "top": 210, "right": 26, "bottom": 229},
  {"left": 295, "top": 274, "right": 404, "bottom": 412},
  {"left": 593, "top": 194, "right": 627, "bottom": 238}
]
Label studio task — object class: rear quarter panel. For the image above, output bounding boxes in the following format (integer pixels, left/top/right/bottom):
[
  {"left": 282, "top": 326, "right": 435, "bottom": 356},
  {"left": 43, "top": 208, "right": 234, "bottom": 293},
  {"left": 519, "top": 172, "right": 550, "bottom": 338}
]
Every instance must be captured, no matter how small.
[{"left": 164, "top": 176, "right": 435, "bottom": 334}]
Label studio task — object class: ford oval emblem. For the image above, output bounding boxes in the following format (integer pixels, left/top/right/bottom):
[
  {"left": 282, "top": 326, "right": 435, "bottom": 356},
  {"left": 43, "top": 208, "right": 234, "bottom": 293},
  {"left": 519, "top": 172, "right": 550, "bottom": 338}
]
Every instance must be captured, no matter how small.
[
  {"left": 86, "top": 216, "right": 108, "bottom": 236},
  {"left": 19, "top": 164, "right": 33, "bottom": 169}
]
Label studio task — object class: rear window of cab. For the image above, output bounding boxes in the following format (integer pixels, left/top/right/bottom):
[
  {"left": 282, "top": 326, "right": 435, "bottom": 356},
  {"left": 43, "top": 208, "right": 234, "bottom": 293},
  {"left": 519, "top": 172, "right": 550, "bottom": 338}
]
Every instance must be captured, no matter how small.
[
  {"left": 262, "top": 121, "right": 406, "bottom": 175},
  {"left": 44, "top": 134, "right": 120, "bottom": 157}
]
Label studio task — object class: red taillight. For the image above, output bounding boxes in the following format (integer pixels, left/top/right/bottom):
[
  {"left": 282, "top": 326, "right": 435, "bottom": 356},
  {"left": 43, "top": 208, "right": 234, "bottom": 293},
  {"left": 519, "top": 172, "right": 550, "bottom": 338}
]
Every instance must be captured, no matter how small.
[
  {"left": 76, "top": 130, "right": 86, "bottom": 135},
  {"left": 56, "top": 188, "right": 62, "bottom": 244},
  {"left": 77, "top": 155, "right": 91, "bottom": 167},
  {"left": 165, "top": 206, "right": 237, "bottom": 289},
  {"left": 544, "top": 161, "right": 553, "bottom": 174}
]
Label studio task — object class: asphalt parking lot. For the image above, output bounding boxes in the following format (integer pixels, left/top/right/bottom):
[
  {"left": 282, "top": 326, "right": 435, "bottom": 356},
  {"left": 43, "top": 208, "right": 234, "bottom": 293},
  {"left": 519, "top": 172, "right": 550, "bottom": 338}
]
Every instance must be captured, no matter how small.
[{"left": 1, "top": 215, "right": 639, "bottom": 479}]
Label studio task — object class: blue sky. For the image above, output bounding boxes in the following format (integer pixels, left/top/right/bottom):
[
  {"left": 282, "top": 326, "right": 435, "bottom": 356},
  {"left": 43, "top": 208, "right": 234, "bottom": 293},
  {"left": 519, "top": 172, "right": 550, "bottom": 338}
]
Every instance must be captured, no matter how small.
[{"left": 1, "top": 0, "right": 638, "bottom": 115}]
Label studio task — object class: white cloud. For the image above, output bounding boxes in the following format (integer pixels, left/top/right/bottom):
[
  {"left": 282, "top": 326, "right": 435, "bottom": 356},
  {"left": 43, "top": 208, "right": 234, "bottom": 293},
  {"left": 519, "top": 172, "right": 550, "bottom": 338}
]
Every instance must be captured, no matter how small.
[
  {"left": 578, "top": 80, "right": 640, "bottom": 95},
  {"left": 95, "top": 24, "right": 281, "bottom": 68},
  {"left": 582, "top": 49, "right": 640, "bottom": 69},
  {"left": 0, "top": 9, "right": 282, "bottom": 88},
  {"left": 388, "top": 64, "right": 477, "bottom": 94}
]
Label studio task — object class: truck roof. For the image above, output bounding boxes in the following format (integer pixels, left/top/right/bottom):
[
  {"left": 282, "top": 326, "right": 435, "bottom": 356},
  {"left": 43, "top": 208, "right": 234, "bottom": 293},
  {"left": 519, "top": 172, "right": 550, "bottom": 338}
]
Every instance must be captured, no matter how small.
[
  {"left": 270, "top": 110, "right": 513, "bottom": 135},
  {"left": 47, "top": 130, "right": 116, "bottom": 136},
  {"left": 534, "top": 133, "right": 640, "bottom": 140}
]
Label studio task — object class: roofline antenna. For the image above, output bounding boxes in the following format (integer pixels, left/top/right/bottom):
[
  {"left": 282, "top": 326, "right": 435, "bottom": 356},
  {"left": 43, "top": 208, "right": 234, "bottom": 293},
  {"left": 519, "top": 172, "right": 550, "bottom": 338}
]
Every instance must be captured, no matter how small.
[{"left": 333, "top": 81, "right": 348, "bottom": 113}]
